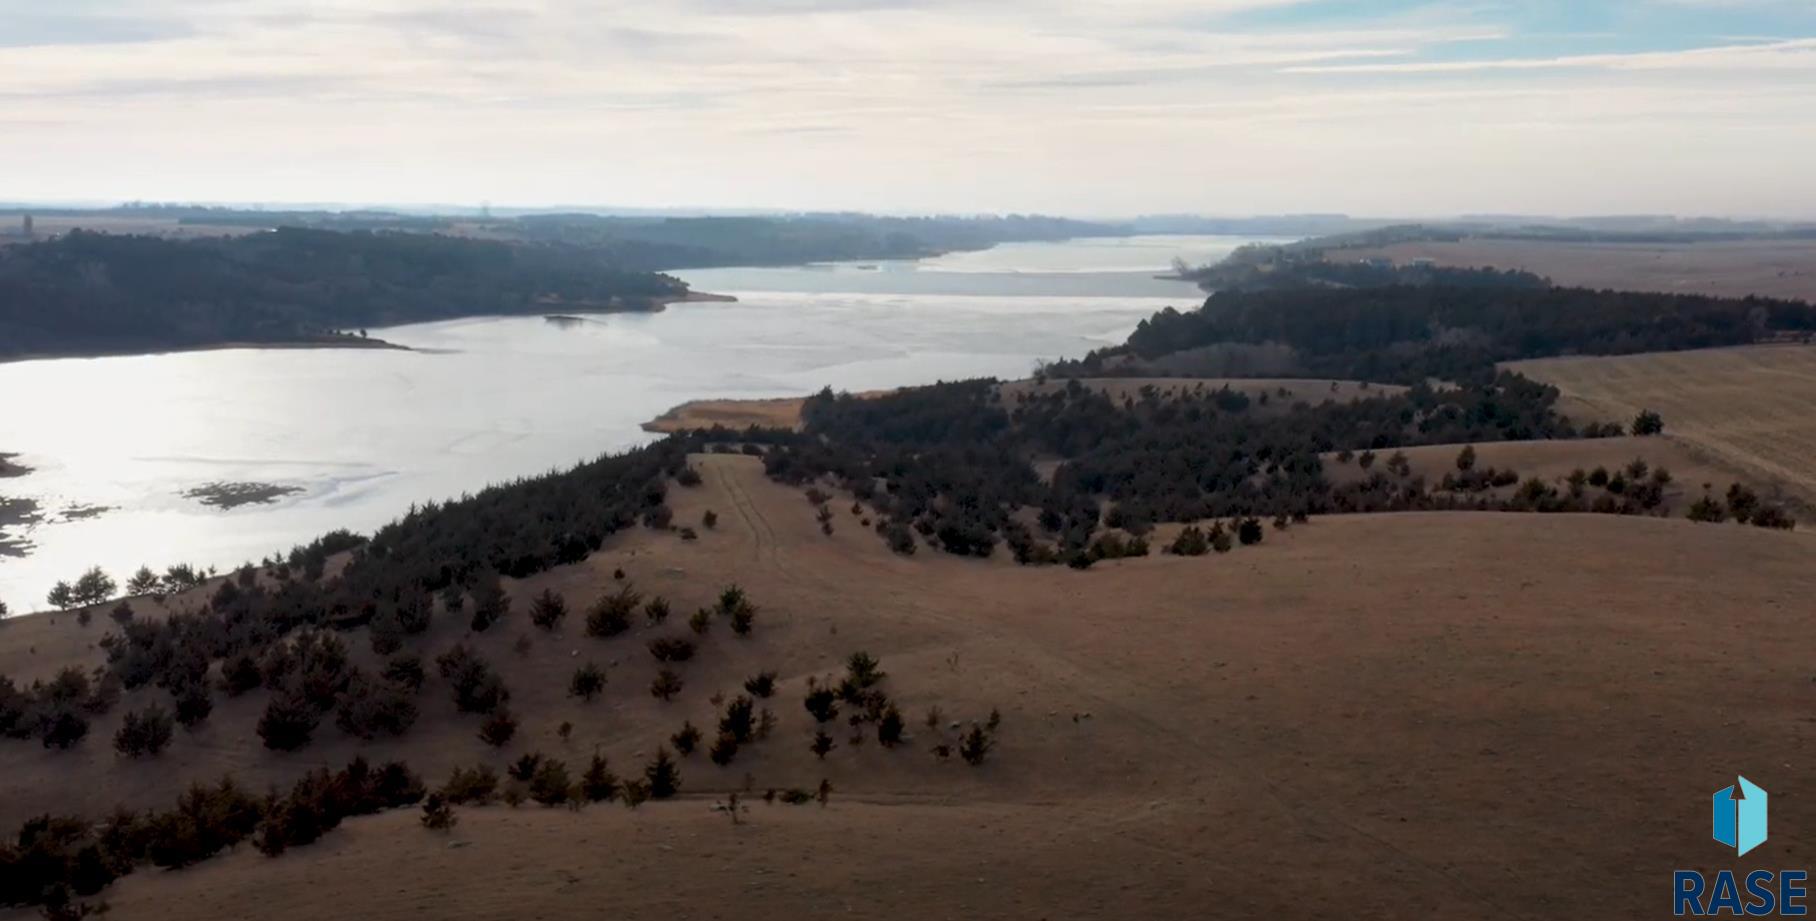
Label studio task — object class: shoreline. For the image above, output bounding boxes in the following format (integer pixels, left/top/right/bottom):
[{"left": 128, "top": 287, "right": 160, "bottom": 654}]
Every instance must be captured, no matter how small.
[
  {"left": 0, "top": 335, "right": 410, "bottom": 366},
  {"left": 0, "top": 290, "right": 740, "bottom": 366}
]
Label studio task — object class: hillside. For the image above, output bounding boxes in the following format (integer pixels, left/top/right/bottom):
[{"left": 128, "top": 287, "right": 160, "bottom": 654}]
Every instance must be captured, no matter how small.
[
  {"left": 4, "top": 454, "right": 1812, "bottom": 918},
  {"left": 1509, "top": 345, "right": 1816, "bottom": 512},
  {"left": 0, "top": 229, "right": 687, "bottom": 361}
]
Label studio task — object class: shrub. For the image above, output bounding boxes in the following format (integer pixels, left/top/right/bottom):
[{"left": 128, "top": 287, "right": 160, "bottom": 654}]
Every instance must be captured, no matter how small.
[
  {"left": 581, "top": 754, "right": 619, "bottom": 802},
  {"left": 845, "top": 652, "right": 885, "bottom": 691},
  {"left": 719, "top": 695, "right": 755, "bottom": 743},
  {"left": 222, "top": 654, "right": 263, "bottom": 697},
  {"left": 717, "top": 585, "right": 749, "bottom": 614},
  {"left": 709, "top": 732, "right": 739, "bottom": 765},
  {"left": 585, "top": 585, "right": 640, "bottom": 638},
  {"left": 257, "top": 691, "right": 320, "bottom": 751},
  {"left": 1687, "top": 493, "right": 1727, "bottom": 522},
  {"left": 804, "top": 685, "right": 839, "bottom": 723},
  {"left": 644, "top": 597, "right": 671, "bottom": 626},
  {"left": 509, "top": 753, "right": 543, "bottom": 782},
  {"left": 650, "top": 669, "right": 683, "bottom": 701},
  {"left": 703, "top": 509, "right": 719, "bottom": 529},
  {"left": 645, "top": 748, "right": 680, "bottom": 799},
  {"left": 676, "top": 466, "right": 703, "bottom": 487},
  {"left": 959, "top": 724, "right": 994, "bottom": 766},
  {"left": 884, "top": 521, "right": 917, "bottom": 555},
  {"left": 671, "top": 721, "right": 702, "bottom": 755},
  {"left": 1632, "top": 409, "right": 1664, "bottom": 436},
  {"left": 335, "top": 673, "right": 418, "bottom": 739},
  {"left": 569, "top": 662, "right": 606, "bottom": 702},
  {"left": 469, "top": 578, "right": 509, "bottom": 632},
  {"left": 442, "top": 765, "right": 499, "bottom": 805},
  {"left": 1209, "top": 522, "right": 1233, "bottom": 553},
  {"left": 619, "top": 780, "right": 649, "bottom": 809},
  {"left": 529, "top": 759, "right": 573, "bottom": 806},
  {"left": 1588, "top": 466, "right": 1610, "bottom": 487},
  {"left": 1455, "top": 444, "right": 1476, "bottom": 472},
  {"left": 648, "top": 636, "right": 696, "bottom": 662},
  {"left": 383, "top": 654, "right": 425, "bottom": 692},
  {"left": 1750, "top": 506, "right": 1796, "bottom": 529},
  {"left": 811, "top": 729, "right": 835, "bottom": 760},
  {"left": 171, "top": 680, "right": 213, "bottom": 728},
  {"left": 729, "top": 606, "right": 755, "bottom": 636},
  {"left": 679, "top": 527, "right": 698, "bottom": 541},
  {"left": 744, "top": 671, "right": 777, "bottom": 698},
  {"left": 1237, "top": 518, "right": 1264, "bottom": 545},
  {"left": 478, "top": 709, "right": 518, "bottom": 747},
  {"left": 114, "top": 705, "right": 175, "bottom": 757},
  {"left": 529, "top": 590, "right": 567, "bottom": 630},
  {"left": 877, "top": 704, "right": 905, "bottom": 748},
  {"left": 420, "top": 794, "right": 456, "bottom": 832},
  {"left": 1727, "top": 483, "right": 1761, "bottom": 522},
  {"left": 435, "top": 644, "right": 509, "bottom": 714},
  {"left": 688, "top": 607, "right": 712, "bottom": 635},
  {"left": 1167, "top": 525, "right": 1208, "bottom": 556}
]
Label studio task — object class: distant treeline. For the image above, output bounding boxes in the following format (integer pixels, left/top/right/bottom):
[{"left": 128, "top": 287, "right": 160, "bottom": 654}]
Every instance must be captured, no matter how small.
[
  {"left": 1182, "top": 250, "right": 1549, "bottom": 294},
  {"left": 0, "top": 229, "right": 685, "bottom": 359},
  {"left": 114, "top": 207, "right": 1117, "bottom": 270},
  {"left": 499, "top": 213, "right": 1116, "bottom": 270},
  {"left": 1054, "top": 285, "right": 1816, "bottom": 383}
]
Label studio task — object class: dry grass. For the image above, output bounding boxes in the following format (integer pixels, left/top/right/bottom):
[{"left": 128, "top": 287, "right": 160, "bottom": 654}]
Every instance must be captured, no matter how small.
[
  {"left": 1509, "top": 344, "right": 1816, "bottom": 510},
  {"left": 1346, "top": 238, "right": 1816, "bottom": 302},
  {"left": 4, "top": 454, "right": 1814, "bottom": 919},
  {"left": 1323, "top": 436, "right": 1747, "bottom": 515}
]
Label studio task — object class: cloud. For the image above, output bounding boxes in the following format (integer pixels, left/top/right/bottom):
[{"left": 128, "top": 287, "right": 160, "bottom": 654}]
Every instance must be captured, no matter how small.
[{"left": 0, "top": 0, "right": 1812, "bottom": 216}]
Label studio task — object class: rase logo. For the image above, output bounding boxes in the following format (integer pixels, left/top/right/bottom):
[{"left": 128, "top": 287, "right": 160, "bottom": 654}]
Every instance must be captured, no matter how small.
[
  {"left": 1714, "top": 776, "right": 1769, "bottom": 857},
  {"left": 1675, "top": 776, "right": 1808, "bottom": 917}
]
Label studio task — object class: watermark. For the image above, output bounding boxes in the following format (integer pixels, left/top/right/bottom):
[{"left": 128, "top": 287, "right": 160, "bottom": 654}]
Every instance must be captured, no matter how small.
[{"left": 1675, "top": 776, "right": 1809, "bottom": 917}]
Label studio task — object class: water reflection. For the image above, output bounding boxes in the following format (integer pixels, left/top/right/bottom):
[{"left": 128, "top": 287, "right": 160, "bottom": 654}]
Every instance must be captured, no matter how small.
[{"left": 0, "top": 235, "right": 1257, "bottom": 608}]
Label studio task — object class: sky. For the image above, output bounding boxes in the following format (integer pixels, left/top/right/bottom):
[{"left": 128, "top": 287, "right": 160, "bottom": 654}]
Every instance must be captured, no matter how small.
[{"left": 3, "top": 0, "right": 1815, "bottom": 218}]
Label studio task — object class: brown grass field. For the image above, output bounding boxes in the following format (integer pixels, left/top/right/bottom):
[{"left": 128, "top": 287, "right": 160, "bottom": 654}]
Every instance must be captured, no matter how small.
[
  {"left": 1509, "top": 344, "right": 1816, "bottom": 511},
  {"left": 1345, "top": 238, "right": 1816, "bottom": 302},
  {"left": 1323, "top": 435, "right": 1749, "bottom": 516},
  {"left": 3, "top": 453, "right": 1814, "bottom": 919}
]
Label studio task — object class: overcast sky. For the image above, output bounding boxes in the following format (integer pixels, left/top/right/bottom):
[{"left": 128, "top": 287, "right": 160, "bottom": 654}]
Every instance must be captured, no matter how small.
[{"left": 4, "top": 0, "right": 1815, "bottom": 217}]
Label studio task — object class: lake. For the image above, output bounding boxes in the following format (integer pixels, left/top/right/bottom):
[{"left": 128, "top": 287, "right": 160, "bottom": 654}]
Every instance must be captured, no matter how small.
[{"left": 0, "top": 234, "right": 1274, "bottom": 608}]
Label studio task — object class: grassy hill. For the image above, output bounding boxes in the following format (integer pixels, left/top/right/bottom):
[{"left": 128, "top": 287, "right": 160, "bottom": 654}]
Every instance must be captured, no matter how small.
[{"left": 3, "top": 453, "right": 1813, "bottom": 919}]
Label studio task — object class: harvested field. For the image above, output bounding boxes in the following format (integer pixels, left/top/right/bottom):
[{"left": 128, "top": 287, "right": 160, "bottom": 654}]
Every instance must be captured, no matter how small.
[
  {"left": 1346, "top": 238, "right": 1816, "bottom": 302},
  {"left": 1509, "top": 344, "right": 1816, "bottom": 510},
  {"left": 4, "top": 453, "right": 1813, "bottom": 920}
]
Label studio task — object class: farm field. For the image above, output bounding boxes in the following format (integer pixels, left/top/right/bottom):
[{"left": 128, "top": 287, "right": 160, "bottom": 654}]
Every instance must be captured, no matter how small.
[
  {"left": 1508, "top": 345, "right": 1816, "bottom": 512},
  {"left": 1344, "top": 238, "right": 1816, "bottom": 302},
  {"left": 4, "top": 453, "right": 1813, "bottom": 919}
]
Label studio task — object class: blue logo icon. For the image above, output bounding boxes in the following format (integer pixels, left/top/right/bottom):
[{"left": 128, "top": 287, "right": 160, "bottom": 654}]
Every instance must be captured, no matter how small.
[{"left": 1714, "top": 776, "right": 1769, "bottom": 857}]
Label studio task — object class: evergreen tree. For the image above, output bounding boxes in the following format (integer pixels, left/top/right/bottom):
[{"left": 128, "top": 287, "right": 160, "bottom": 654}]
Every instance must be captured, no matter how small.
[{"left": 645, "top": 748, "right": 680, "bottom": 799}]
